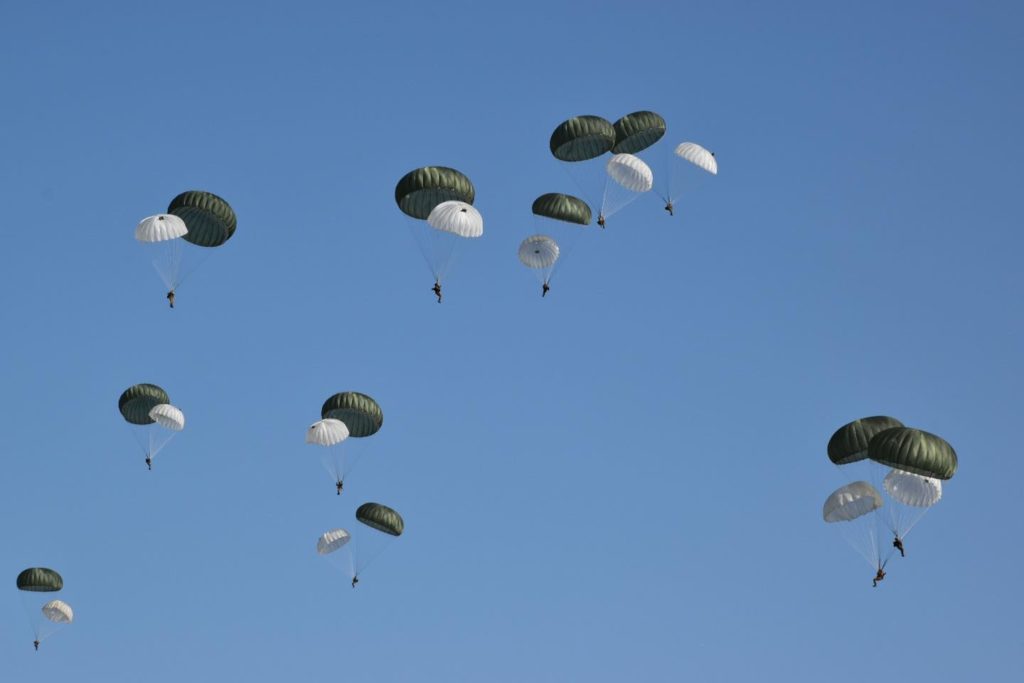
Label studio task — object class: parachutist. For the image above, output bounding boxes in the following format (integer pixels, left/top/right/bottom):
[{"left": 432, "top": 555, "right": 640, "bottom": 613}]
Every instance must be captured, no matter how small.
[
  {"left": 166, "top": 290, "right": 175, "bottom": 308},
  {"left": 432, "top": 281, "right": 442, "bottom": 303},
  {"left": 145, "top": 455, "right": 152, "bottom": 471},
  {"left": 872, "top": 567, "right": 886, "bottom": 587},
  {"left": 542, "top": 283, "right": 550, "bottom": 297},
  {"left": 351, "top": 575, "right": 359, "bottom": 588},
  {"left": 336, "top": 480, "right": 344, "bottom": 495},
  {"left": 893, "top": 536, "right": 905, "bottom": 557},
  {"left": 664, "top": 201, "right": 674, "bottom": 216},
  {"left": 33, "top": 640, "right": 39, "bottom": 651},
  {"left": 597, "top": 213, "right": 606, "bottom": 228}
]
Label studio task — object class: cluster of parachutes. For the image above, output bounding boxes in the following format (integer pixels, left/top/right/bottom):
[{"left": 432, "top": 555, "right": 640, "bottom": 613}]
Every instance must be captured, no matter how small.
[
  {"left": 306, "top": 392, "right": 404, "bottom": 586},
  {"left": 118, "top": 383, "right": 186, "bottom": 470},
  {"left": 16, "top": 568, "right": 73, "bottom": 650},
  {"left": 824, "top": 416, "right": 958, "bottom": 585},
  {"left": 134, "top": 190, "right": 237, "bottom": 306}
]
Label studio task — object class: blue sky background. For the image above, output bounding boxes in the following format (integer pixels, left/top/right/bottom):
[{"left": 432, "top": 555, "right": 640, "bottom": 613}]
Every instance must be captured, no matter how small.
[{"left": 2, "top": 1, "right": 1022, "bottom": 680}]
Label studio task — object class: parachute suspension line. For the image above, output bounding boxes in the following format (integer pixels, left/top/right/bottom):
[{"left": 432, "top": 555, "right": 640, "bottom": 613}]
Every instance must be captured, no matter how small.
[
  {"left": 558, "top": 162, "right": 602, "bottom": 220},
  {"left": 354, "top": 537, "right": 395, "bottom": 576},
  {"left": 172, "top": 248, "right": 212, "bottom": 291}
]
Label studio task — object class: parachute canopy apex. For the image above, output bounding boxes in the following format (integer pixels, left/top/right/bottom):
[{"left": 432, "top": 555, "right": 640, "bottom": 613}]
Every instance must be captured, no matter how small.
[
  {"left": 356, "top": 502, "right": 404, "bottom": 536},
  {"left": 827, "top": 416, "right": 904, "bottom": 465},
  {"left": 868, "top": 427, "right": 958, "bottom": 480},
  {"left": 119, "top": 383, "right": 171, "bottom": 425},
  {"left": 17, "top": 567, "right": 63, "bottom": 592},
  {"left": 612, "top": 110, "right": 666, "bottom": 154}
]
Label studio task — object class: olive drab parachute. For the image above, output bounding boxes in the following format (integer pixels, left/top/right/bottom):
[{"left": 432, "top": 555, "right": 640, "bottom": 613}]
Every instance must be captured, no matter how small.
[
  {"left": 674, "top": 142, "right": 718, "bottom": 175},
  {"left": 167, "top": 190, "right": 237, "bottom": 247},
  {"left": 321, "top": 392, "right": 383, "bottom": 437},
  {"left": 118, "top": 384, "right": 170, "bottom": 425},
  {"left": 356, "top": 502, "right": 404, "bottom": 536},
  {"left": 395, "top": 166, "right": 476, "bottom": 220},
  {"left": 822, "top": 481, "right": 884, "bottom": 523},
  {"left": 549, "top": 115, "right": 616, "bottom": 162},
  {"left": 42, "top": 600, "right": 73, "bottom": 624},
  {"left": 612, "top": 111, "right": 666, "bottom": 154},
  {"left": 17, "top": 568, "right": 63, "bottom": 592},
  {"left": 306, "top": 419, "right": 350, "bottom": 447},
  {"left": 827, "top": 416, "right": 905, "bottom": 465},
  {"left": 868, "top": 428, "right": 958, "bottom": 480},
  {"left": 606, "top": 154, "right": 654, "bottom": 193},
  {"left": 316, "top": 528, "right": 352, "bottom": 555},
  {"left": 427, "top": 201, "right": 484, "bottom": 238},
  {"left": 531, "top": 193, "right": 592, "bottom": 226}
]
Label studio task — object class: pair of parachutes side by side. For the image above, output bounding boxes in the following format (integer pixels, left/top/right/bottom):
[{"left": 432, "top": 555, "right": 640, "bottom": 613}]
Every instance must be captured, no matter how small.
[
  {"left": 823, "top": 416, "right": 957, "bottom": 581},
  {"left": 16, "top": 568, "right": 74, "bottom": 649},
  {"left": 118, "top": 383, "right": 186, "bottom": 469},
  {"left": 134, "top": 190, "right": 236, "bottom": 306},
  {"left": 316, "top": 503, "right": 406, "bottom": 554}
]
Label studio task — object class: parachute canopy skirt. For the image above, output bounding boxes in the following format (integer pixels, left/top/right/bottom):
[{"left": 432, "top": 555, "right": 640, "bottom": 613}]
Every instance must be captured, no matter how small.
[
  {"left": 17, "top": 567, "right": 63, "bottom": 592},
  {"left": 118, "top": 383, "right": 171, "bottom": 425},
  {"left": 827, "top": 416, "right": 905, "bottom": 465},
  {"left": 320, "top": 392, "right": 383, "bottom": 437},
  {"left": 868, "top": 428, "right": 958, "bottom": 480},
  {"left": 356, "top": 502, "right": 404, "bottom": 536},
  {"left": 167, "top": 190, "right": 236, "bottom": 247}
]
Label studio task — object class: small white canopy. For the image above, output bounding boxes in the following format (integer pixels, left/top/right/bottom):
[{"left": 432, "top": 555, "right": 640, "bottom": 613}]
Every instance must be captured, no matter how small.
[
  {"left": 135, "top": 214, "right": 188, "bottom": 243},
  {"left": 427, "top": 201, "right": 484, "bottom": 238},
  {"left": 306, "top": 418, "right": 350, "bottom": 447}
]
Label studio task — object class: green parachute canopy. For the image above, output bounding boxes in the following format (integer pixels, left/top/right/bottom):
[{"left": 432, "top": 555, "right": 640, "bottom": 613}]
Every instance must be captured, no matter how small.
[
  {"left": 531, "top": 193, "right": 592, "bottom": 225},
  {"left": 868, "top": 427, "right": 958, "bottom": 480},
  {"left": 395, "top": 167, "right": 475, "bottom": 220},
  {"left": 321, "top": 392, "right": 383, "bottom": 438},
  {"left": 612, "top": 111, "right": 667, "bottom": 154},
  {"left": 356, "top": 502, "right": 404, "bottom": 536},
  {"left": 17, "top": 567, "right": 63, "bottom": 592},
  {"left": 549, "top": 115, "right": 616, "bottom": 162},
  {"left": 119, "top": 383, "right": 171, "bottom": 425},
  {"left": 827, "top": 416, "right": 904, "bottom": 465},
  {"left": 167, "top": 190, "right": 237, "bottom": 247}
]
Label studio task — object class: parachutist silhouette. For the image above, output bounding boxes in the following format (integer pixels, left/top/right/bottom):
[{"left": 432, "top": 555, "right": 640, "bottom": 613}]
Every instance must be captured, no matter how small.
[
  {"left": 351, "top": 575, "right": 359, "bottom": 588},
  {"left": 542, "top": 283, "right": 550, "bottom": 297},
  {"left": 872, "top": 566, "right": 886, "bottom": 587},
  {"left": 664, "top": 201, "right": 674, "bottom": 216},
  {"left": 336, "top": 480, "right": 344, "bottom": 495},
  {"left": 145, "top": 455, "right": 152, "bottom": 471},
  {"left": 597, "top": 213, "right": 606, "bottom": 228},
  {"left": 893, "top": 536, "right": 905, "bottom": 557},
  {"left": 33, "top": 640, "right": 39, "bottom": 651},
  {"left": 432, "top": 281, "right": 442, "bottom": 303},
  {"left": 167, "top": 290, "right": 175, "bottom": 308}
]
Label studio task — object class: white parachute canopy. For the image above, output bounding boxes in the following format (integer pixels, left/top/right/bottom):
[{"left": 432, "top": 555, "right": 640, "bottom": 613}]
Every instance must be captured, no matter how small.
[
  {"left": 518, "top": 235, "right": 560, "bottom": 270},
  {"left": 135, "top": 214, "right": 188, "bottom": 243},
  {"left": 42, "top": 600, "right": 74, "bottom": 624},
  {"left": 427, "top": 201, "right": 484, "bottom": 238},
  {"left": 674, "top": 142, "right": 718, "bottom": 175},
  {"left": 148, "top": 404, "right": 185, "bottom": 431},
  {"left": 317, "top": 528, "right": 351, "bottom": 555},
  {"left": 606, "top": 154, "right": 654, "bottom": 193},
  {"left": 306, "top": 418, "right": 350, "bottom": 447},
  {"left": 823, "top": 481, "right": 883, "bottom": 522},
  {"left": 883, "top": 469, "right": 943, "bottom": 508}
]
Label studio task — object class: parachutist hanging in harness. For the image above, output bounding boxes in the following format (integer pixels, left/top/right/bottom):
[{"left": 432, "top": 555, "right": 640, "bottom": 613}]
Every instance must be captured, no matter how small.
[
  {"left": 351, "top": 575, "right": 359, "bottom": 588},
  {"left": 542, "top": 283, "right": 550, "bottom": 297},
  {"left": 335, "top": 480, "right": 344, "bottom": 495},
  {"left": 33, "top": 640, "right": 39, "bottom": 651},
  {"left": 597, "top": 213, "right": 606, "bottom": 228},
  {"left": 664, "top": 201, "right": 674, "bottom": 216},
  {"left": 872, "top": 566, "right": 886, "bottom": 587},
  {"left": 166, "top": 290, "right": 175, "bottom": 308},
  {"left": 145, "top": 455, "right": 152, "bottom": 470},
  {"left": 432, "top": 281, "right": 442, "bottom": 303},
  {"left": 893, "top": 536, "right": 905, "bottom": 557}
]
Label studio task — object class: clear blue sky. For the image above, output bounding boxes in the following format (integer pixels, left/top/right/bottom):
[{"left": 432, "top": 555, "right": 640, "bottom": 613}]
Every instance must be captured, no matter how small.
[{"left": 2, "top": 1, "right": 1022, "bottom": 680}]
